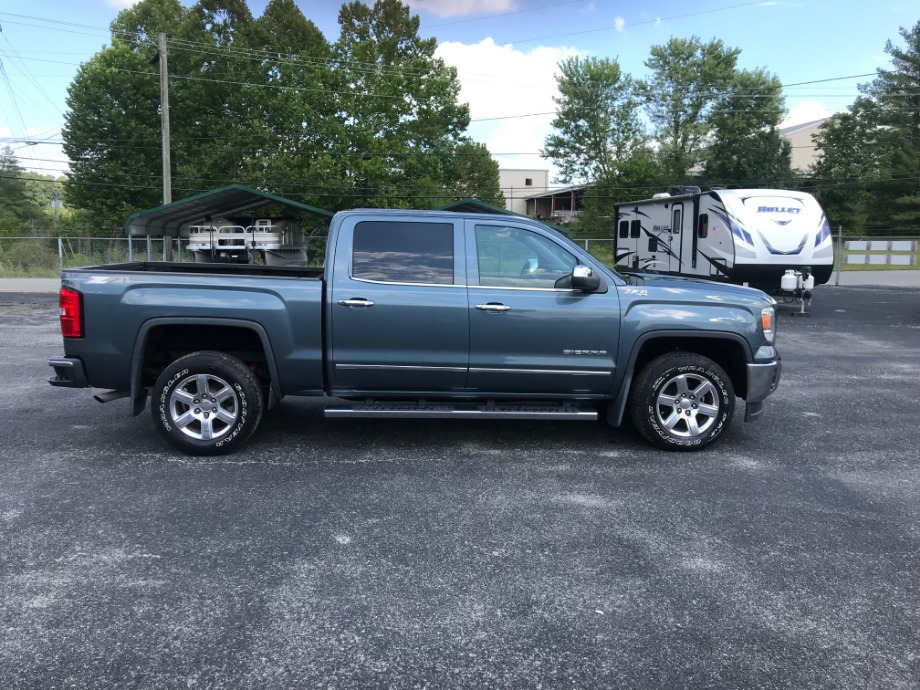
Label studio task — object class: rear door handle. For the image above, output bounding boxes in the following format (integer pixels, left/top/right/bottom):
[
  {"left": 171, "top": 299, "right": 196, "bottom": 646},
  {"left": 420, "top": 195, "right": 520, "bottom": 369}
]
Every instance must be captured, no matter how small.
[
  {"left": 475, "top": 303, "right": 511, "bottom": 313},
  {"left": 338, "top": 298, "right": 375, "bottom": 308}
]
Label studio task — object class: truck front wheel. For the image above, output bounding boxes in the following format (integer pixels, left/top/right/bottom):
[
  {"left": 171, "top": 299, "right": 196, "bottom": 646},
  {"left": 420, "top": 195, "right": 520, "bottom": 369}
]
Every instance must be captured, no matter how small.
[
  {"left": 151, "top": 351, "right": 263, "bottom": 456},
  {"left": 630, "top": 352, "right": 734, "bottom": 451}
]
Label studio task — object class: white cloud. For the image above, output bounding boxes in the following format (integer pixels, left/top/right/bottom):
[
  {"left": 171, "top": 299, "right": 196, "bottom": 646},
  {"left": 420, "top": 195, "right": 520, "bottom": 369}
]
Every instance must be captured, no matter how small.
[
  {"left": 614, "top": 15, "right": 626, "bottom": 32},
  {"left": 408, "top": 0, "right": 516, "bottom": 18},
  {"left": 436, "top": 38, "right": 582, "bottom": 182},
  {"left": 108, "top": 0, "right": 139, "bottom": 8},
  {"left": 782, "top": 100, "right": 837, "bottom": 127},
  {"left": 655, "top": 16, "right": 662, "bottom": 27}
]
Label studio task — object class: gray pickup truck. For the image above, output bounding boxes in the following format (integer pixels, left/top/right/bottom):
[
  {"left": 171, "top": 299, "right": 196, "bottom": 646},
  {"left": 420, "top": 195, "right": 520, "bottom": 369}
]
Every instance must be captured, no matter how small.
[{"left": 49, "top": 209, "right": 781, "bottom": 455}]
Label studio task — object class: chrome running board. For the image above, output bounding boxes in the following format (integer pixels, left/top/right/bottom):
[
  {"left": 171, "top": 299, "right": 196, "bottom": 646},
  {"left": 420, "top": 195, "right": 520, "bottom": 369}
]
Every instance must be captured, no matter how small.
[{"left": 324, "top": 400, "right": 598, "bottom": 421}]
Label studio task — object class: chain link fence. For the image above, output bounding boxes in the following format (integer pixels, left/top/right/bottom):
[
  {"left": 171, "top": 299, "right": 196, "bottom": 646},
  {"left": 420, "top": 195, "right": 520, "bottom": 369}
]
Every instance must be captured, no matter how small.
[
  {"left": 576, "top": 239, "right": 616, "bottom": 267},
  {"left": 0, "top": 234, "right": 329, "bottom": 276},
  {"left": 2, "top": 233, "right": 919, "bottom": 278}
]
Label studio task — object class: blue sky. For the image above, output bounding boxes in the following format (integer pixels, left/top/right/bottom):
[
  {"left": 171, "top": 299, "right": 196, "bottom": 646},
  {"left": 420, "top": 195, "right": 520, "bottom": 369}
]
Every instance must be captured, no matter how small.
[{"left": 0, "top": 0, "right": 916, "bottom": 183}]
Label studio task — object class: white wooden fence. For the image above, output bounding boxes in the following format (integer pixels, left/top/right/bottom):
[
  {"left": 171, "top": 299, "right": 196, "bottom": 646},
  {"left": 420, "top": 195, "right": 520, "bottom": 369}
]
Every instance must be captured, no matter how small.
[{"left": 844, "top": 240, "right": 917, "bottom": 266}]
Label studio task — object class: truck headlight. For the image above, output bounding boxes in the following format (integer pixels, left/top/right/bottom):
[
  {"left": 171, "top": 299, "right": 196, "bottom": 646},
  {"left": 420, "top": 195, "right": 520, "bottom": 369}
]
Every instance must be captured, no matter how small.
[{"left": 761, "top": 307, "right": 775, "bottom": 344}]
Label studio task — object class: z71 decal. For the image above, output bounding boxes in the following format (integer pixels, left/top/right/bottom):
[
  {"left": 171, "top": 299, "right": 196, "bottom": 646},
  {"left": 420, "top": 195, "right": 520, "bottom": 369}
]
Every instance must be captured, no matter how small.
[{"left": 623, "top": 288, "right": 648, "bottom": 296}]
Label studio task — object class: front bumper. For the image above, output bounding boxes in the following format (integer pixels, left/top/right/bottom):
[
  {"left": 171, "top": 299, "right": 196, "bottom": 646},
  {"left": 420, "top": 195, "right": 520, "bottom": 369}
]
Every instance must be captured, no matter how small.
[
  {"left": 743, "top": 358, "right": 782, "bottom": 422},
  {"left": 48, "top": 356, "right": 89, "bottom": 388}
]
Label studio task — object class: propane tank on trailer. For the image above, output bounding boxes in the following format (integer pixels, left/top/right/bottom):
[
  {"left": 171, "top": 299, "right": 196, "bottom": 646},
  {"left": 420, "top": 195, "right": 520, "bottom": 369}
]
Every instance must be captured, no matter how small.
[{"left": 781, "top": 270, "right": 798, "bottom": 292}]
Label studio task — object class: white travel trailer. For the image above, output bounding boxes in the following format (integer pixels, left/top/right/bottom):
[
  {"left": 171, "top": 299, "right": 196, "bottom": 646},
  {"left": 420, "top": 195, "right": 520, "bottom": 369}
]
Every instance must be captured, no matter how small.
[{"left": 614, "top": 187, "right": 834, "bottom": 290}]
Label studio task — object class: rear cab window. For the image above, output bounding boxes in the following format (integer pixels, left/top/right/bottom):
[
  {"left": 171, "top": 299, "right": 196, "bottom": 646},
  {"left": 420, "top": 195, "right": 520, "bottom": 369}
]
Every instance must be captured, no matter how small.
[{"left": 352, "top": 220, "right": 454, "bottom": 284}]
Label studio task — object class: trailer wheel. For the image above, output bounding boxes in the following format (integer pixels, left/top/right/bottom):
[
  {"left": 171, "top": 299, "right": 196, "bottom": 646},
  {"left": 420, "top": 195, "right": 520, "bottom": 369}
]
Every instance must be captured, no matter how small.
[
  {"left": 630, "top": 352, "right": 734, "bottom": 451},
  {"left": 151, "top": 351, "right": 263, "bottom": 456}
]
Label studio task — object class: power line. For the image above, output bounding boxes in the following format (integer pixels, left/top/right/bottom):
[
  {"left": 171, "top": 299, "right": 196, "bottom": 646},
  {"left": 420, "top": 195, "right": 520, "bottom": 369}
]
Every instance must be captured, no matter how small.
[{"left": 6, "top": 171, "right": 920, "bottom": 197}]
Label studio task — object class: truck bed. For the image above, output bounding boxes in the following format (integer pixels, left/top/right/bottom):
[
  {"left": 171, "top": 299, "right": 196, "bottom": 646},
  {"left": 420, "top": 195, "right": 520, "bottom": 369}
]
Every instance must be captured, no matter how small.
[{"left": 58, "top": 260, "right": 326, "bottom": 399}]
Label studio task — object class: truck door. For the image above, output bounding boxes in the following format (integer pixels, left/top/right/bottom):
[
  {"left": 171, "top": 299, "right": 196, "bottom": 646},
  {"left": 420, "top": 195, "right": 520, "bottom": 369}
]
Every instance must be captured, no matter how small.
[
  {"left": 465, "top": 221, "right": 619, "bottom": 396},
  {"left": 329, "top": 216, "right": 468, "bottom": 393}
]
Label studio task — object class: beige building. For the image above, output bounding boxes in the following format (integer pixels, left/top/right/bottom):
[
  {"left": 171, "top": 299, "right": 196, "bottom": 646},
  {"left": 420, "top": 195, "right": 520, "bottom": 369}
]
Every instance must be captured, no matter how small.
[
  {"left": 498, "top": 169, "right": 549, "bottom": 215},
  {"left": 779, "top": 118, "right": 828, "bottom": 172}
]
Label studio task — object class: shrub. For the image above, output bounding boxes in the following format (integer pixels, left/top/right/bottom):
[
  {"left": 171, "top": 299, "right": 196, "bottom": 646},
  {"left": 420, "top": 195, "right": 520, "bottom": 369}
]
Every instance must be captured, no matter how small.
[{"left": 5, "top": 241, "right": 57, "bottom": 271}]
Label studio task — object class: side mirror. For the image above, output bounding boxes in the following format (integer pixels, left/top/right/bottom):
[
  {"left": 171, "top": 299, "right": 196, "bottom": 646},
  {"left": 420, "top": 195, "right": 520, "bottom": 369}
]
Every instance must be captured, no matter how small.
[{"left": 571, "top": 264, "right": 600, "bottom": 292}]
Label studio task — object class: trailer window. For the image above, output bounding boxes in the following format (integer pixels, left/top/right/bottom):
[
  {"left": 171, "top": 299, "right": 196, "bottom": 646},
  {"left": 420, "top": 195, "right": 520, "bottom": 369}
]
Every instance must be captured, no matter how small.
[
  {"left": 630, "top": 220, "right": 641, "bottom": 238},
  {"left": 648, "top": 237, "right": 659, "bottom": 252},
  {"left": 698, "top": 214, "right": 709, "bottom": 239},
  {"left": 352, "top": 221, "right": 454, "bottom": 284},
  {"left": 619, "top": 220, "right": 629, "bottom": 239},
  {"left": 672, "top": 208, "right": 682, "bottom": 234}
]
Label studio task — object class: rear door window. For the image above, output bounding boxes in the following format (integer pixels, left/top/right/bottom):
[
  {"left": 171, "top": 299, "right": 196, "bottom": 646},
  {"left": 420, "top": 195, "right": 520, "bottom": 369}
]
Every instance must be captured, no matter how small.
[{"left": 352, "top": 221, "right": 454, "bottom": 284}]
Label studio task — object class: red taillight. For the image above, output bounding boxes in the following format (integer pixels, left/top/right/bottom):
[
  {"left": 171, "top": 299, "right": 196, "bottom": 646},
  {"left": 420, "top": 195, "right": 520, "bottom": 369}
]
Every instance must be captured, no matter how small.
[{"left": 60, "top": 288, "right": 83, "bottom": 338}]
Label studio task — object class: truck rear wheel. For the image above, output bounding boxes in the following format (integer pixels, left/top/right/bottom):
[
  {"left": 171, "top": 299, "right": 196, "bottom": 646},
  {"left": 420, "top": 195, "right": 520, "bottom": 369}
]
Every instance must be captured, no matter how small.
[
  {"left": 151, "top": 351, "right": 263, "bottom": 456},
  {"left": 630, "top": 352, "right": 734, "bottom": 451}
]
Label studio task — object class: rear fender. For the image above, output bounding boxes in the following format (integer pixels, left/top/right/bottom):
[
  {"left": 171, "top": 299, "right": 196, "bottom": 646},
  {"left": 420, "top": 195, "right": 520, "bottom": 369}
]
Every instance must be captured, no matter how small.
[{"left": 130, "top": 317, "right": 283, "bottom": 416}]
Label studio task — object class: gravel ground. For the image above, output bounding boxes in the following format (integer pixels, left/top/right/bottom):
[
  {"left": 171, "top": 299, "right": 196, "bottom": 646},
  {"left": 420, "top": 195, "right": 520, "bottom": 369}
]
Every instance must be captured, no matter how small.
[{"left": 1, "top": 287, "right": 918, "bottom": 689}]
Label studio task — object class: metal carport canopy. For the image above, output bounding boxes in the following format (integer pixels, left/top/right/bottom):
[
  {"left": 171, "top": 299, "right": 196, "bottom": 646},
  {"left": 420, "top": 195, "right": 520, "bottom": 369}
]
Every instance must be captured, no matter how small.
[
  {"left": 123, "top": 184, "right": 334, "bottom": 237},
  {"left": 435, "top": 198, "right": 571, "bottom": 237}
]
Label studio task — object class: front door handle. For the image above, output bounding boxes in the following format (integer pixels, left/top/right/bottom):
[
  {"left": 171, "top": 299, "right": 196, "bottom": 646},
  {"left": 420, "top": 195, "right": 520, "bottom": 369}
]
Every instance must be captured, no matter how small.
[
  {"left": 475, "top": 303, "right": 511, "bottom": 313},
  {"left": 338, "top": 298, "right": 375, "bottom": 308}
]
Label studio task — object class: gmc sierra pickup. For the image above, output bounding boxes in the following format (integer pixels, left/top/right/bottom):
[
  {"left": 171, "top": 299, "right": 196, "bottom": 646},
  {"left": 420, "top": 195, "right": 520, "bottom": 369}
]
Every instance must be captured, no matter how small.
[{"left": 49, "top": 209, "right": 781, "bottom": 455}]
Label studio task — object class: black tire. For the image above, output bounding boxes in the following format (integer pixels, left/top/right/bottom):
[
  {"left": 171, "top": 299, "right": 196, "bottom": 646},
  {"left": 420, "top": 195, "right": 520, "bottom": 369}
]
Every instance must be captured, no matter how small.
[
  {"left": 151, "top": 351, "right": 263, "bottom": 456},
  {"left": 630, "top": 352, "right": 734, "bottom": 451}
]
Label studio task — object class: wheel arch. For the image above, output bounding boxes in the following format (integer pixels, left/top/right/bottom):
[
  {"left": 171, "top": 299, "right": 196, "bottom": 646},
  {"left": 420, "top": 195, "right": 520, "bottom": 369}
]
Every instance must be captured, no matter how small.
[
  {"left": 130, "top": 317, "right": 283, "bottom": 416},
  {"left": 607, "top": 331, "right": 751, "bottom": 427}
]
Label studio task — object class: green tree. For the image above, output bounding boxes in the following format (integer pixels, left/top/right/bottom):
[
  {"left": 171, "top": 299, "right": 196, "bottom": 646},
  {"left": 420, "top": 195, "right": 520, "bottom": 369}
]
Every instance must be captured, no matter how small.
[
  {"left": 169, "top": 0, "right": 261, "bottom": 189},
  {"left": 542, "top": 56, "right": 647, "bottom": 185},
  {"left": 862, "top": 20, "right": 920, "bottom": 227},
  {"left": 810, "top": 97, "right": 912, "bottom": 232},
  {"left": 330, "top": 0, "right": 477, "bottom": 209},
  {"left": 63, "top": 0, "right": 185, "bottom": 230},
  {"left": 62, "top": 0, "right": 499, "bottom": 227},
  {"left": 703, "top": 68, "right": 792, "bottom": 187},
  {"left": 0, "top": 148, "right": 58, "bottom": 236},
  {"left": 243, "top": 0, "right": 334, "bottom": 206},
  {"left": 441, "top": 140, "right": 503, "bottom": 205},
  {"left": 0, "top": 147, "right": 30, "bottom": 233},
  {"left": 638, "top": 36, "right": 739, "bottom": 182}
]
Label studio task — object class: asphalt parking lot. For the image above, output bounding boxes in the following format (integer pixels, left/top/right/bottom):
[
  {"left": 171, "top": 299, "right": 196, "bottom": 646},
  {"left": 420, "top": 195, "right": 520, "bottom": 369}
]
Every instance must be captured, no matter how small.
[{"left": 2, "top": 285, "right": 919, "bottom": 689}]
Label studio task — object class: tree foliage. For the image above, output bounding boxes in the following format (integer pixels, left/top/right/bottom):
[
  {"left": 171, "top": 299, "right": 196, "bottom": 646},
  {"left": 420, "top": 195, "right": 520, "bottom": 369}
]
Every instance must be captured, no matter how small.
[
  {"left": 860, "top": 20, "right": 920, "bottom": 226},
  {"left": 810, "top": 20, "right": 920, "bottom": 231},
  {"left": 638, "top": 37, "right": 740, "bottom": 182},
  {"left": 542, "top": 36, "right": 793, "bottom": 234},
  {"left": 702, "top": 68, "right": 792, "bottom": 187},
  {"left": 0, "top": 147, "right": 66, "bottom": 236},
  {"left": 811, "top": 98, "right": 913, "bottom": 231},
  {"left": 62, "top": 0, "right": 500, "bottom": 232},
  {"left": 542, "top": 56, "right": 645, "bottom": 185},
  {"left": 327, "top": 0, "right": 491, "bottom": 209}
]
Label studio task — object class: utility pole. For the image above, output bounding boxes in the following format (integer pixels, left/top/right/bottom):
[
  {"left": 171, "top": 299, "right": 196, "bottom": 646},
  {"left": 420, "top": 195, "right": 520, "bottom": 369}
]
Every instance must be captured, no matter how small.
[{"left": 152, "top": 32, "right": 173, "bottom": 259}]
